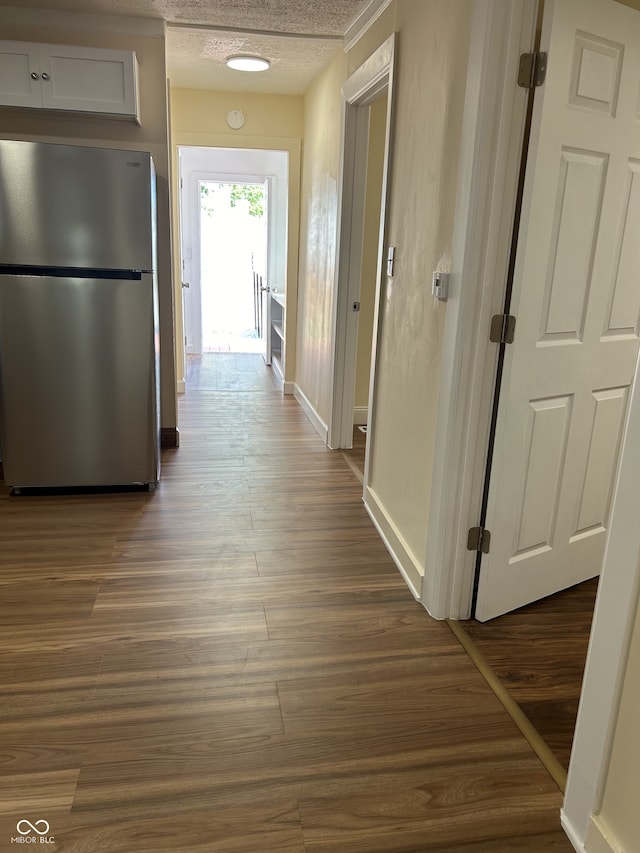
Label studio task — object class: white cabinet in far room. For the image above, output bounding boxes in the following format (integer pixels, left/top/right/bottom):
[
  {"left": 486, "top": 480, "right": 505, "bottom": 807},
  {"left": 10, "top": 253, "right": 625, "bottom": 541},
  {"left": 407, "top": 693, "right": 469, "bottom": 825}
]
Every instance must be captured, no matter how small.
[{"left": 0, "top": 41, "right": 139, "bottom": 121}]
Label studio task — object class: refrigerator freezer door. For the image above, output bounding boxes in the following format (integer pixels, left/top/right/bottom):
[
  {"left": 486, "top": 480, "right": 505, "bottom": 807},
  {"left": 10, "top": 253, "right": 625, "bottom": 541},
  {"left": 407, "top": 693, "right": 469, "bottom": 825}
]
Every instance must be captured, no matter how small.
[
  {"left": 0, "top": 140, "right": 155, "bottom": 272},
  {"left": 0, "top": 273, "right": 160, "bottom": 487}
]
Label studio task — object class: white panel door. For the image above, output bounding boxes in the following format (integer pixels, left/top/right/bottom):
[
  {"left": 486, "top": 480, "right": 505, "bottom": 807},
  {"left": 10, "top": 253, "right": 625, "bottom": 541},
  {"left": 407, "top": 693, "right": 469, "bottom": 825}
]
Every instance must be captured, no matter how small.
[{"left": 475, "top": 0, "right": 640, "bottom": 621}]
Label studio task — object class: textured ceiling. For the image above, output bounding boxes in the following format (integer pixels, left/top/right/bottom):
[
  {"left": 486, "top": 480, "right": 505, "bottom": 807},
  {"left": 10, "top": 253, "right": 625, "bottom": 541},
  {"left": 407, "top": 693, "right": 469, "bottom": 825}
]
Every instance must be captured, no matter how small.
[{"left": 0, "top": 0, "right": 374, "bottom": 94}]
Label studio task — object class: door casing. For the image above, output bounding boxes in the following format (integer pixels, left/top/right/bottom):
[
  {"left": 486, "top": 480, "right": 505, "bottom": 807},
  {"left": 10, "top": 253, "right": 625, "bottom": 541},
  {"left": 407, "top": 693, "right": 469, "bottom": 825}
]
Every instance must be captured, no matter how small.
[
  {"left": 422, "top": 0, "right": 539, "bottom": 619},
  {"left": 176, "top": 146, "right": 289, "bottom": 370},
  {"left": 327, "top": 35, "right": 396, "bottom": 455}
]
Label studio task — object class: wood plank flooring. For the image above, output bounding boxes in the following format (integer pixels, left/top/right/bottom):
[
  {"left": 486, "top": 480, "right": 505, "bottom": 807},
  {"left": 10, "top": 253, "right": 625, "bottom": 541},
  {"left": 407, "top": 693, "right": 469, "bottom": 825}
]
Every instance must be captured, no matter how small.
[
  {"left": 462, "top": 578, "right": 599, "bottom": 772},
  {"left": 186, "top": 351, "right": 281, "bottom": 392},
  {"left": 0, "top": 354, "right": 573, "bottom": 851},
  {"left": 342, "top": 403, "right": 595, "bottom": 778},
  {"left": 342, "top": 426, "right": 366, "bottom": 484}
]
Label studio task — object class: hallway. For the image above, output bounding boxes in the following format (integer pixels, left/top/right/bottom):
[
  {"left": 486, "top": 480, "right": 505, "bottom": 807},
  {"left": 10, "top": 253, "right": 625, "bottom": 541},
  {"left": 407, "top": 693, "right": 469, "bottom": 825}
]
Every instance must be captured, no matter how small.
[{"left": 0, "top": 355, "right": 572, "bottom": 852}]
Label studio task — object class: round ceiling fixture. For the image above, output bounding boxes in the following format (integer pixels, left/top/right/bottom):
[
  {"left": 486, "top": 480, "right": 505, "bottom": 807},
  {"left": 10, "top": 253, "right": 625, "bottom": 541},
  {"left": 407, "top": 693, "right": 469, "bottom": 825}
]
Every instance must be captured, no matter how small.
[{"left": 226, "top": 55, "right": 270, "bottom": 73}]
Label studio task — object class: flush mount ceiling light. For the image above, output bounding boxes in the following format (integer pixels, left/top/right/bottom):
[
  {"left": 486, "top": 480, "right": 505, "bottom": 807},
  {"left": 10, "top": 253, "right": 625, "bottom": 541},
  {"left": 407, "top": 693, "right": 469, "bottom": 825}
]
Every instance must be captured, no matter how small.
[{"left": 226, "top": 55, "right": 270, "bottom": 72}]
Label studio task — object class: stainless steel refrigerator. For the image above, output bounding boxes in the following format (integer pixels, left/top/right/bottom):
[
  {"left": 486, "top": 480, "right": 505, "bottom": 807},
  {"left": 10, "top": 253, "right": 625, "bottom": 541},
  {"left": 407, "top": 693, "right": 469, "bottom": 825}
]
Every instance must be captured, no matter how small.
[{"left": 0, "top": 140, "right": 160, "bottom": 490}]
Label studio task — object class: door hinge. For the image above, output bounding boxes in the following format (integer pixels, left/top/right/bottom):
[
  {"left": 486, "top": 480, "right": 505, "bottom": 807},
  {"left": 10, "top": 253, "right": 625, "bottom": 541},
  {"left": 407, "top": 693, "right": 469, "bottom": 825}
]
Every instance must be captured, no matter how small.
[
  {"left": 490, "top": 313, "right": 516, "bottom": 344},
  {"left": 467, "top": 526, "right": 491, "bottom": 554},
  {"left": 518, "top": 51, "right": 547, "bottom": 89}
]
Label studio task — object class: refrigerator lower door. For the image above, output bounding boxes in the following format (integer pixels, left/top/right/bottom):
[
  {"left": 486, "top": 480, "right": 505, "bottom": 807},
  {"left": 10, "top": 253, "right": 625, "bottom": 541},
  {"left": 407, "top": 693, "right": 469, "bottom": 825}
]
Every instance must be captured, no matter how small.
[{"left": 0, "top": 273, "right": 160, "bottom": 488}]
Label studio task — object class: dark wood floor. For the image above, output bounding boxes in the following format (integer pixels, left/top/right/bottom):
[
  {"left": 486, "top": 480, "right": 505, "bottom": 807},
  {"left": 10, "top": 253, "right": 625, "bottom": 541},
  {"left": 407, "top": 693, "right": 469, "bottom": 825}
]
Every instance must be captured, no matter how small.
[
  {"left": 0, "top": 354, "right": 573, "bottom": 851},
  {"left": 462, "top": 578, "right": 598, "bottom": 772},
  {"left": 343, "top": 408, "right": 595, "bottom": 779},
  {"left": 341, "top": 426, "right": 367, "bottom": 484}
]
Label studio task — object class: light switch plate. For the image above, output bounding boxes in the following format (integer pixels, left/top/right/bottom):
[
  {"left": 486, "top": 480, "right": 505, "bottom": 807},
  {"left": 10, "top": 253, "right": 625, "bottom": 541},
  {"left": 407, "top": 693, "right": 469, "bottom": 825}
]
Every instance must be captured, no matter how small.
[
  {"left": 432, "top": 271, "right": 449, "bottom": 300},
  {"left": 387, "top": 246, "right": 396, "bottom": 276}
]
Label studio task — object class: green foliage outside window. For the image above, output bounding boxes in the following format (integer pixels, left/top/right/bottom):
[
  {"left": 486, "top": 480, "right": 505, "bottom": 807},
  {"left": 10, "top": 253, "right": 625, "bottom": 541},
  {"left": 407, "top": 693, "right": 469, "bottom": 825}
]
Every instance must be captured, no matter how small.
[{"left": 200, "top": 182, "right": 265, "bottom": 218}]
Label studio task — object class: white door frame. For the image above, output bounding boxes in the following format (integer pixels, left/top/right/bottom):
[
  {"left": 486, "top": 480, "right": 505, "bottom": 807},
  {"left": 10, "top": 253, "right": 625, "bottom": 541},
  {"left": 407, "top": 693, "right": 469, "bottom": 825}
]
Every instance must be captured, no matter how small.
[
  {"left": 177, "top": 146, "right": 288, "bottom": 361},
  {"left": 180, "top": 167, "right": 275, "bottom": 355},
  {"left": 327, "top": 34, "right": 396, "bottom": 451}
]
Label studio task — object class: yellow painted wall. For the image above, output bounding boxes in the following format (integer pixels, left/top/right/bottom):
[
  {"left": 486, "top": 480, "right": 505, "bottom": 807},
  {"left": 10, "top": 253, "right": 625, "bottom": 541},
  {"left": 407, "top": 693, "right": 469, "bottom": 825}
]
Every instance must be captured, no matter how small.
[
  {"left": 296, "top": 49, "right": 347, "bottom": 421},
  {"left": 361, "top": 0, "right": 471, "bottom": 572},
  {"left": 0, "top": 14, "right": 177, "bottom": 430},
  {"left": 354, "top": 93, "right": 387, "bottom": 412},
  {"left": 169, "top": 87, "right": 303, "bottom": 390},
  {"left": 295, "top": 0, "right": 471, "bottom": 577},
  {"left": 587, "top": 588, "right": 640, "bottom": 853},
  {"left": 169, "top": 89, "right": 303, "bottom": 139}
]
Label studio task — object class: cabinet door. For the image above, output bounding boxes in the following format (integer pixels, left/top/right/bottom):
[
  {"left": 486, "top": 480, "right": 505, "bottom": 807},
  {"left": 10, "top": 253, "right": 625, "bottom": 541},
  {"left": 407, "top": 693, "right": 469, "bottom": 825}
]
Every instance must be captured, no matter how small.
[
  {"left": 0, "top": 41, "right": 43, "bottom": 107},
  {"left": 39, "top": 44, "right": 139, "bottom": 119}
]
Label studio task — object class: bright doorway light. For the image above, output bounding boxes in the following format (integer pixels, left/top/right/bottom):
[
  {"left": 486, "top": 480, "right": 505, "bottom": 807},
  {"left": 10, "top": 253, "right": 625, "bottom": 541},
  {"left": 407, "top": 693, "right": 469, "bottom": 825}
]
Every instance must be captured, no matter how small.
[{"left": 199, "top": 181, "right": 267, "bottom": 353}]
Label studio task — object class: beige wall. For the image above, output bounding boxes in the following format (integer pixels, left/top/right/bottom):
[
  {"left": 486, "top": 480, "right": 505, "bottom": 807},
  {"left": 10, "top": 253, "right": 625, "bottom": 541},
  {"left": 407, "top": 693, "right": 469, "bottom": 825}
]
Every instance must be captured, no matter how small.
[
  {"left": 294, "top": 0, "right": 471, "bottom": 578},
  {"left": 296, "top": 49, "right": 347, "bottom": 420},
  {"left": 0, "top": 14, "right": 177, "bottom": 430},
  {"left": 587, "top": 587, "right": 640, "bottom": 853},
  {"left": 365, "top": 0, "right": 471, "bottom": 570},
  {"left": 354, "top": 93, "right": 387, "bottom": 411},
  {"left": 169, "top": 87, "right": 303, "bottom": 390}
]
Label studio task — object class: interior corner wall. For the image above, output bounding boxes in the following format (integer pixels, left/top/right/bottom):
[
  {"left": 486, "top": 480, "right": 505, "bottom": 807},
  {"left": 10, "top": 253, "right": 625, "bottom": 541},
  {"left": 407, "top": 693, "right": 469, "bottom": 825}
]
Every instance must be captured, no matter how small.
[
  {"left": 0, "top": 15, "right": 177, "bottom": 431},
  {"left": 169, "top": 87, "right": 304, "bottom": 392},
  {"left": 350, "top": 0, "right": 472, "bottom": 577},
  {"left": 295, "top": 49, "right": 348, "bottom": 424}
]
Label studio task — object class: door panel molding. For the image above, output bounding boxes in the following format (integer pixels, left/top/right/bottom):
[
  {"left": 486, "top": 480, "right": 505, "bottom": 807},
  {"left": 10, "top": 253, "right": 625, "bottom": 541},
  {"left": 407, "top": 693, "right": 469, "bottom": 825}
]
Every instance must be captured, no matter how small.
[{"left": 474, "top": 0, "right": 640, "bottom": 621}]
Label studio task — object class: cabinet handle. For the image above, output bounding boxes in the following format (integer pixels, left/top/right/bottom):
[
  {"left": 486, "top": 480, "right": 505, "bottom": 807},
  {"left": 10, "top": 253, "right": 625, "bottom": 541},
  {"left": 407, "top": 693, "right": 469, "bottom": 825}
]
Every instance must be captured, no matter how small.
[
  {"left": 41, "top": 73, "right": 50, "bottom": 81},
  {"left": 30, "top": 72, "right": 39, "bottom": 80}
]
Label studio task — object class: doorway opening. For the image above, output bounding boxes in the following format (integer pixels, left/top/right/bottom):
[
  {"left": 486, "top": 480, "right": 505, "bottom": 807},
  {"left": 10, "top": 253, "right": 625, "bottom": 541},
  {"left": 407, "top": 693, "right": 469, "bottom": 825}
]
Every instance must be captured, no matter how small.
[
  {"left": 178, "top": 145, "right": 289, "bottom": 393},
  {"left": 198, "top": 180, "right": 267, "bottom": 354},
  {"left": 340, "top": 90, "right": 388, "bottom": 484},
  {"left": 328, "top": 35, "right": 395, "bottom": 515}
]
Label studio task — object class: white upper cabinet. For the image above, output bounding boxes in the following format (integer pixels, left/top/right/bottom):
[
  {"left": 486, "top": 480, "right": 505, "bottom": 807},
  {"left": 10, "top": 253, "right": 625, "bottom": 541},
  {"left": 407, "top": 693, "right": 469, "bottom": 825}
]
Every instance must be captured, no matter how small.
[
  {"left": 0, "top": 41, "right": 40, "bottom": 107},
  {"left": 0, "top": 41, "right": 140, "bottom": 121}
]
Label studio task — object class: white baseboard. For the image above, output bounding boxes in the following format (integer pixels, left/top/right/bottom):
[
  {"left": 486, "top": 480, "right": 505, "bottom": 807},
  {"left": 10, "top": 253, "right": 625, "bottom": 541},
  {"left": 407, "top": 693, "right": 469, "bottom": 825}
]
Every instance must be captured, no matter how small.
[
  {"left": 364, "top": 485, "right": 424, "bottom": 600},
  {"left": 293, "top": 384, "right": 329, "bottom": 444},
  {"left": 353, "top": 406, "right": 368, "bottom": 425},
  {"left": 561, "top": 810, "right": 587, "bottom": 852},
  {"left": 560, "top": 809, "right": 626, "bottom": 853},
  {"left": 283, "top": 380, "right": 295, "bottom": 395}
]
